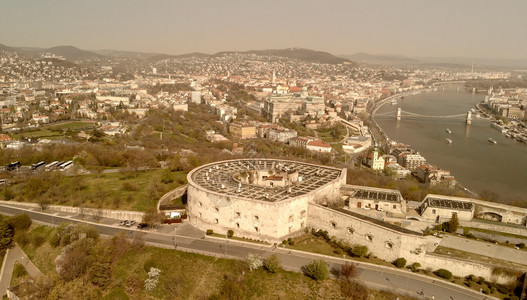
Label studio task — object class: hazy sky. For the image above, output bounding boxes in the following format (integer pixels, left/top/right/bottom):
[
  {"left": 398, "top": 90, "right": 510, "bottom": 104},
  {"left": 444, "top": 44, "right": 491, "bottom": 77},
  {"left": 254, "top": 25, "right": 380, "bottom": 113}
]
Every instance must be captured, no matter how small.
[{"left": 1, "top": 0, "right": 526, "bottom": 59}]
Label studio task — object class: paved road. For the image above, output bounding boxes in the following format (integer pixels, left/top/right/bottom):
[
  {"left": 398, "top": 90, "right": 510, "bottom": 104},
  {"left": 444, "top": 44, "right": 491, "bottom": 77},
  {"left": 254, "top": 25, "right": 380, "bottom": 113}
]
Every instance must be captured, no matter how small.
[
  {"left": 440, "top": 235, "right": 527, "bottom": 266},
  {"left": 0, "top": 244, "right": 42, "bottom": 296},
  {"left": 0, "top": 205, "right": 492, "bottom": 300}
]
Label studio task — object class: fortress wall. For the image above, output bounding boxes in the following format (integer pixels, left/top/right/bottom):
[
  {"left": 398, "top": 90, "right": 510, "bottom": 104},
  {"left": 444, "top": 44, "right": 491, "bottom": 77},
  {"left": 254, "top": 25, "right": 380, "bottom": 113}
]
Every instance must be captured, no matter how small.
[
  {"left": 306, "top": 203, "right": 427, "bottom": 262},
  {"left": 421, "top": 254, "right": 518, "bottom": 285},
  {"left": 186, "top": 184, "right": 309, "bottom": 243}
]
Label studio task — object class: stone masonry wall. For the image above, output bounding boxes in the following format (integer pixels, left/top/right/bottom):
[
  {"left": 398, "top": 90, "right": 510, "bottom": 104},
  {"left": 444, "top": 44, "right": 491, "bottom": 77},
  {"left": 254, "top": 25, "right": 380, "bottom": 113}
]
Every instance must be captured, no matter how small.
[
  {"left": 307, "top": 203, "right": 427, "bottom": 262},
  {"left": 0, "top": 201, "right": 144, "bottom": 222}
]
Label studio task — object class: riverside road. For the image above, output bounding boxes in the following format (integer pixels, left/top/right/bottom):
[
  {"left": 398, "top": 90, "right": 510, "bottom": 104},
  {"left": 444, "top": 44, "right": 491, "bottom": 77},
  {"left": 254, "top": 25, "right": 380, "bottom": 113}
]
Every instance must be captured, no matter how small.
[{"left": 0, "top": 205, "right": 491, "bottom": 300}]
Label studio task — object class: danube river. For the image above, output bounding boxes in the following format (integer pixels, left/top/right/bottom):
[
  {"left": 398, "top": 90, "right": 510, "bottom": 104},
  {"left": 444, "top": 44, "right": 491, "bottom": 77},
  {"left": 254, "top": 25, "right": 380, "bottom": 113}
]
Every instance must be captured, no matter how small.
[{"left": 374, "top": 88, "right": 527, "bottom": 201}]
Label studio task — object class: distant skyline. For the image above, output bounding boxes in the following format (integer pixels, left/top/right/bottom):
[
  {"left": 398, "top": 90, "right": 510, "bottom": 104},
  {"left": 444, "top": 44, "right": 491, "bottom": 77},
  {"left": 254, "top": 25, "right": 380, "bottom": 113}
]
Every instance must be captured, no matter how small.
[{"left": 1, "top": 0, "right": 526, "bottom": 60}]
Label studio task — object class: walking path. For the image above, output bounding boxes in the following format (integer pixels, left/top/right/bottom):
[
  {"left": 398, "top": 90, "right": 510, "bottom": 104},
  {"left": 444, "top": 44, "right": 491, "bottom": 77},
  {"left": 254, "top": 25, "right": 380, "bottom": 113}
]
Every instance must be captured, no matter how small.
[{"left": 0, "top": 244, "right": 42, "bottom": 296}]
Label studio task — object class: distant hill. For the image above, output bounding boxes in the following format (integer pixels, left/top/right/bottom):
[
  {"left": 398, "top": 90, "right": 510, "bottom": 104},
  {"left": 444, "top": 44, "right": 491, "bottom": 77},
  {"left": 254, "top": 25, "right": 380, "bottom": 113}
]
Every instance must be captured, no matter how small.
[
  {"left": 148, "top": 52, "right": 211, "bottom": 61},
  {"left": 37, "top": 58, "right": 79, "bottom": 68},
  {"left": 95, "top": 49, "right": 161, "bottom": 59},
  {"left": 0, "top": 43, "right": 16, "bottom": 52},
  {"left": 343, "top": 53, "right": 417, "bottom": 64},
  {"left": 39, "top": 46, "right": 104, "bottom": 61},
  {"left": 248, "top": 48, "right": 353, "bottom": 64}
]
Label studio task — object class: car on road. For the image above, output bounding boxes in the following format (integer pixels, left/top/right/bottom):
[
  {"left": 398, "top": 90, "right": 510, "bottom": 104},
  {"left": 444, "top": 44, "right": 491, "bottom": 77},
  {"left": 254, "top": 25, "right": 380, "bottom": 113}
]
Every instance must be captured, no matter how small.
[
  {"left": 119, "top": 220, "right": 128, "bottom": 226},
  {"left": 128, "top": 220, "right": 136, "bottom": 226},
  {"left": 137, "top": 223, "right": 148, "bottom": 229}
]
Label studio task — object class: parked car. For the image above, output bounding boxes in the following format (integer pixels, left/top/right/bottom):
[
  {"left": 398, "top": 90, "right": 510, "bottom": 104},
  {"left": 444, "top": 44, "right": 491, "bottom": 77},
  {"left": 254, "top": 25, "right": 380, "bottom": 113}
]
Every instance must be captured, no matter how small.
[
  {"left": 128, "top": 220, "right": 136, "bottom": 226},
  {"left": 120, "top": 220, "right": 128, "bottom": 226},
  {"left": 137, "top": 223, "right": 148, "bottom": 229}
]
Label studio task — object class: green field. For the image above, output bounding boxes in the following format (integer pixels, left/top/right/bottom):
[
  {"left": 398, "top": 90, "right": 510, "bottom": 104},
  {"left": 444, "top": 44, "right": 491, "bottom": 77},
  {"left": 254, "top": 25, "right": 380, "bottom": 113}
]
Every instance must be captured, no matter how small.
[
  {"left": 5, "top": 169, "right": 187, "bottom": 212},
  {"left": 47, "top": 121, "right": 96, "bottom": 130},
  {"left": 12, "top": 121, "right": 96, "bottom": 140}
]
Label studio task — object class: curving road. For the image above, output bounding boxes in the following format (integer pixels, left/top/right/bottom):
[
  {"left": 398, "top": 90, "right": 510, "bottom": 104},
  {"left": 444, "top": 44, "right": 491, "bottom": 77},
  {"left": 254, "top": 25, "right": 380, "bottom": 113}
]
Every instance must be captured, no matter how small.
[{"left": 0, "top": 204, "right": 491, "bottom": 300}]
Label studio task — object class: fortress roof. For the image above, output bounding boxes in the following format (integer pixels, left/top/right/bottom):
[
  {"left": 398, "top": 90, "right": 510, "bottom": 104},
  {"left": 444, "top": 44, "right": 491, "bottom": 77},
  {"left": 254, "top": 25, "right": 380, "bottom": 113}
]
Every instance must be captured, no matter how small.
[{"left": 188, "top": 159, "right": 344, "bottom": 202}]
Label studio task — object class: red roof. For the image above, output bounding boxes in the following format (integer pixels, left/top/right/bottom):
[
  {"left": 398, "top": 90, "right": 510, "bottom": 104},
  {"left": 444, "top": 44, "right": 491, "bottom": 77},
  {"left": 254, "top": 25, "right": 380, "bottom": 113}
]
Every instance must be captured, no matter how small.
[
  {"left": 0, "top": 134, "right": 12, "bottom": 142},
  {"left": 289, "top": 86, "right": 302, "bottom": 93},
  {"left": 307, "top": 140, "right": 331, "bottom": 148}
]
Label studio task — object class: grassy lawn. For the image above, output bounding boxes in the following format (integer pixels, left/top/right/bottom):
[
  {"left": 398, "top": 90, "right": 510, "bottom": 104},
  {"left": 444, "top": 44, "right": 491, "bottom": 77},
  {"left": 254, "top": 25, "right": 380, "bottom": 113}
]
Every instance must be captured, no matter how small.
[
  {"left": 10, "top": 262, "right": 31, "bottom": 287},
  {"left": 15, "top": 224, "right": 415, "bottom": 300},
  {"left": 17, "top": 225, "right": 61, "bottom": 274},
  {"left": 288, "top": 234, "right": 394, "bottom": 268},
  {"left": 12, "top": 129, "right": 64, "bottom": 139},
  {"left": 47, "top": 121, "right": 95, "bottom": 130},
  {"left": 11, "top": 121, "right": 95, "bottom": 140},
  {"left": 8, "top": 169, "right": 187, "bottom": 212}
]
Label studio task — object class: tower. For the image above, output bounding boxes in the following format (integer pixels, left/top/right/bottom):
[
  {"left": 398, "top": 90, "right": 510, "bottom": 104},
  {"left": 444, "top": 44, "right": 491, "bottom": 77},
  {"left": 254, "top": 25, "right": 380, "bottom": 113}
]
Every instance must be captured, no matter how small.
[{"left": 272, "top": 70, "right": 276, "bottom": 84}]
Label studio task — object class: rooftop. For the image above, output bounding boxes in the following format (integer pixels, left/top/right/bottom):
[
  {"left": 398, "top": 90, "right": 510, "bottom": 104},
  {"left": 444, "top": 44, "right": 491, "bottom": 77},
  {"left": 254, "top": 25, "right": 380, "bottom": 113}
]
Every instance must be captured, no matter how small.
[
  {"left": 343, "top": 185, "right": 402, "bottom": 203},
  {"left": 189, "top": 159, "right": 343, "bottom": 202},
  {"left": 423, "top": 196, "right": 474, "bottom": 211}
]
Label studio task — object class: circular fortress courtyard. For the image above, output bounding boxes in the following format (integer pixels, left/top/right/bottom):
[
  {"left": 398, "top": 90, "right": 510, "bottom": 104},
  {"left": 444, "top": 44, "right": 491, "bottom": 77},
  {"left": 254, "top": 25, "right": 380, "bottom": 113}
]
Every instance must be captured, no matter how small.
[{"left": 186, "top": 159, "right": 346, "bottom": 243}]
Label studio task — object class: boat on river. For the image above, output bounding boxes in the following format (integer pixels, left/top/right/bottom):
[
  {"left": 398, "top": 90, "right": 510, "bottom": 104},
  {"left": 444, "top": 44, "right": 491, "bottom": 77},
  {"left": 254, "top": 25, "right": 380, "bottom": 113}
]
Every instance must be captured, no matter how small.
[
  {"left": 446, "top": 128, "right": 452, "bottom": 134},
  {"left": 488, "top": 138, "right": 497, "bottom": 144},
  {"left": 445, "top": 138, "right": 452, "bottom": 144}
]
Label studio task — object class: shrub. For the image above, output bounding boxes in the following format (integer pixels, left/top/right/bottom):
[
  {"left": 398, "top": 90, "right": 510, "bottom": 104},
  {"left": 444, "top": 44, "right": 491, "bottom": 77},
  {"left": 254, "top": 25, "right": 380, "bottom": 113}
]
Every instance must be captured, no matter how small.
[
  {"left": 313, "top": 229, "right": 330, "bottom": 241},
  {"left": 49, "top": 232, "right": 61, "bottom": 248},
  {"left": 482, "top": 286, "right": 491, "bottom": 294},
  {"left": 206, "top": 229, "right": 213, "bottom": 235},
  {"left": 14, "top": 233, "right": 29, "bottom": 246},
  {"left": 436, "top": 269, "right": 453, "bottom": 279},
  {"left": 351, "top": 245, "right": 368, "bottom": 257},
  {"left": 3, "top": 188, "right": 15, "bottom": 200},
  {"left": 303, "top": 259, "right": 329, "bottom": 281},
  {"left": 465, "top": 274, "right": 477, "bottom": 282},
  {"left": 143, "top": 259, "right": 157, "bottom": 273},
  {"left": 448, "top": 213, "right": 459, "bottom": 233},
  {"left": 393, "top": 258, "right": 407, "bottom": 268},
  {"left": 144, "top": 267, "right": 161, "bottom": 291},
  {"left": 8, "top": 214, "right": 32, "bottom": 231},
  {"left": 246, "top": 253, "right": 263, "bottom": 271},
  {"left": 423, "top": 226, "right": 431, "bottom": 236},
  {"left": 497, "top": 286, "right": 509, "bottom": 295},
  {"left": 340, "top": 278, "right": 368, "bottom": 300},
  {"left": 409, "top": 262, "right": 421, "bottom": 272},
  {"left": 31, "top": 234, "right": 46, "bottom": 248},
  {"left": 227, "top": 230, "right": 234, "bottom": 238},
  {"left": 341, "top": 262, "right": 356, "bottom": 279},
  {"left": 122, "top": 182, "right": 137, "bottom": 191},
  {"left": 263, "top": 254, "right": 281, "bottom": 273},
  {"left": 477, "top": 276, "right": 485, "bottom": 285}
]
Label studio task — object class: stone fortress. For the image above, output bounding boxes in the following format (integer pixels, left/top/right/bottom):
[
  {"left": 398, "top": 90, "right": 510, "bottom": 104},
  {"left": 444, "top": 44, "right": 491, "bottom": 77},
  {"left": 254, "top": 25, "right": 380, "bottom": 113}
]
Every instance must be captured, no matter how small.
[
  {"left": 186, "top": 158, "right": 527, "bottom": 281},
  {"left": 187, "top": 159, "right": 346, "bottom": 242}
]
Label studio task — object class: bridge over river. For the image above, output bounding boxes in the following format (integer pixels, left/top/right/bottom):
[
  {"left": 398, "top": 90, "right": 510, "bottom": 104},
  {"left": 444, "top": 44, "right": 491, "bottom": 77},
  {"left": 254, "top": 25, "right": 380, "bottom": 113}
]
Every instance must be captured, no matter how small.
[{"left": 374, "top": 108, "right": 480, "bottom": 124}]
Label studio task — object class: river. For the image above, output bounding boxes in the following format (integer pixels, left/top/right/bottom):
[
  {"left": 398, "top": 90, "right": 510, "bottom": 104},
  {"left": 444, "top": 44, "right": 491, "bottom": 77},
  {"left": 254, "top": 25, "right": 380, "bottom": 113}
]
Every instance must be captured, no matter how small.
[{"left": 374, "top": 88, "right": 527, "bottom": 202}]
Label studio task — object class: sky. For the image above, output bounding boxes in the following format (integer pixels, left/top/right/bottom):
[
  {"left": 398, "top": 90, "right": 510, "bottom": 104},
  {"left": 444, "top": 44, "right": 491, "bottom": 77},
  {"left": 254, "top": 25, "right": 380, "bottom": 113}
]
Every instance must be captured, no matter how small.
[{"left": 1, "top": 0, "right": 526, "bottom": 59}]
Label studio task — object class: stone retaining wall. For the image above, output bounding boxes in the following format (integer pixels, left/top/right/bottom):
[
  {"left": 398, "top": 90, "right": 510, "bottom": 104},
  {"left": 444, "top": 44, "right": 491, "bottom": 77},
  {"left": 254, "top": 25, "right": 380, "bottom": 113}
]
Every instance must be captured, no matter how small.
[
  {"left": 0, "top": 201, "right": 144, "bottom": 222},
  {"left": 421, "top": 253, "right": 518, "bottom": 285}
]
